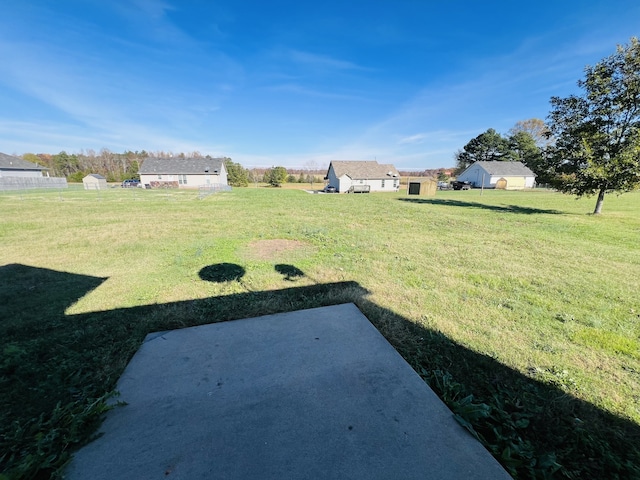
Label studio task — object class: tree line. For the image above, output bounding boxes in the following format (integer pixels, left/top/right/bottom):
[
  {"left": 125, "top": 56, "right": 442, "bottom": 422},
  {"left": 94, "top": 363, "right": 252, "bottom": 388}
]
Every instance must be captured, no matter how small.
[
  {"left": 20, "top": 149, "right": 325, "bottom": 188},
  {"left": 456, "top": 37, "right": 640, "bottom": 214}
]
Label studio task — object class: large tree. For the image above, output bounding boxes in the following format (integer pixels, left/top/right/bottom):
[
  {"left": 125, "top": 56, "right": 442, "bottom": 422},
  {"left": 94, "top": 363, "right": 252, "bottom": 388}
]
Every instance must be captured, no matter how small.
[
  {"left": 455, "top": 128, "right": 511, "bottom": 172},
  {"left": 546, "top": 37, "right": 640, "bottom": 214},
  {"left": 264, "top": 166, "right": 288, "bottom": 187},
  {"left": 508, "top": 130, "right": 544, "bottom": 174},
  {"left": 509, "top": 118, "right": 553, "bottom": 148}
]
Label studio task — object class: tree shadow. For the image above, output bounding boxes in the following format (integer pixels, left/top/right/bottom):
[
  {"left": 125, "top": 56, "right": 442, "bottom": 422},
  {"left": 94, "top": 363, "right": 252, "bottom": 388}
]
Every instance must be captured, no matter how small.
[
  {"left": 199, "top": 263, "right": 245, "bottom": 282},
  {"left": 1, "top": 263, "right": 639, "bottom": 478},
  {"left": 399, "top": 198, "right": 564, "bottom": 215},
  {"left": 275, "top": 263, "right": 305, "bottom": 281}
]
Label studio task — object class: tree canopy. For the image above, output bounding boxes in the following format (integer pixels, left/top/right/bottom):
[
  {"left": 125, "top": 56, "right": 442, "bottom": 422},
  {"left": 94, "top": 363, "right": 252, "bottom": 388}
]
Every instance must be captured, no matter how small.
[
  {"left": 454, "top": 125, "right": 544, "bottom": 174},
  {"left": 264, "top": 166, "right": 288, "bottom": 187},
  {"left": 545, "top": 37, "right": 640, "bottom": 214},
  {"left": 223, "top": 158, "right": 249, "bottom": 187}
]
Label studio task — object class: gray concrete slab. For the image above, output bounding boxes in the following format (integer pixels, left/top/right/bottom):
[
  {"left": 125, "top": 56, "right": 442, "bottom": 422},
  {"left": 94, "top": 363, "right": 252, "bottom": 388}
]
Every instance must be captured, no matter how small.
[{"left": 65, "top": 303, "right": 510, "bottom": 479}]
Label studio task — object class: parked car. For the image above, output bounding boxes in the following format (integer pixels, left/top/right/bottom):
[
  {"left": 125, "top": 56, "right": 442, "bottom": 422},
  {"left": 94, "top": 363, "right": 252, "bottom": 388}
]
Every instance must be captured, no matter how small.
[
  {"left": 324, "top": 185, "right": 337, "bottom": 193},
  {"left": 451, "top": 181, "right": 472, "bottom": 190},
  {"left": 122, "top": 179, "right": 140, "bottom": 188}
]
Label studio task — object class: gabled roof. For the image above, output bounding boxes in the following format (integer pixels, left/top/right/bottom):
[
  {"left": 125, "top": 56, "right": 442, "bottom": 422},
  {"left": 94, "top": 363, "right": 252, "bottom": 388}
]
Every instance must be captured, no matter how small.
[
  {"left": 467, "top": 161, "right": 535, "bottom": 177},
  {"left": 139, "top": 157, "right": 226, "bottom": 174},
  {"left": 0, "top": 152, "right": 44, "bottom": 171},
  {"left": 328, "top": 160, "right": 400, "bottom": 180},
  {"left": 84, "top": 174, "right": 106, "bottom": 179}
]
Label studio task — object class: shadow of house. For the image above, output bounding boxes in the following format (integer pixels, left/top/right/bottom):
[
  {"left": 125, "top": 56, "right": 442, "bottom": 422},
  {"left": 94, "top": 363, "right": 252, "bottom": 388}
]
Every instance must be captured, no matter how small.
[
  {"left": 1, "top": 263, "right": 639, "bottom": 478},
  {"left": 399, "top": 197, "right": 564, "bottom": 215}
]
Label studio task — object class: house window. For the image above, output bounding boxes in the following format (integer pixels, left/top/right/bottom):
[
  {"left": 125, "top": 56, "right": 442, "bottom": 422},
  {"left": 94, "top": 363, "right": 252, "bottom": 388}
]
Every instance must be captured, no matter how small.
[
  {"left": 360, "top": 179, "right": 364, "bottom": 184},
  {"left": 381, "top": 179, "right": 385, "bottom": 188},
  {"left": 179, "top": 175, "right": 187, "bottom": 185},
  {"left": 157, "top": 174, "right": 162, "bottom": 180}
]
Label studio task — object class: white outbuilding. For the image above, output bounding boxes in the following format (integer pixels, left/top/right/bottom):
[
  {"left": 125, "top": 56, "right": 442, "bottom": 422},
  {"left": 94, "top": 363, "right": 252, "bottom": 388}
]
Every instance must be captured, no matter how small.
[
  {"left": 83, "top": 174, "right": 108, "bottom": 190},
  {"left": 456, "top": 161, "right": 536, "bottom": 190}
]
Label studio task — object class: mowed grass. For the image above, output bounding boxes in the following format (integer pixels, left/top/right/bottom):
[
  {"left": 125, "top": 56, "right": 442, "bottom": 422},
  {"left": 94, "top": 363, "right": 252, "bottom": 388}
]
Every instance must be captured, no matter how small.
[{"left": 1, "top": 185, "right": 640, "bottom": 478}]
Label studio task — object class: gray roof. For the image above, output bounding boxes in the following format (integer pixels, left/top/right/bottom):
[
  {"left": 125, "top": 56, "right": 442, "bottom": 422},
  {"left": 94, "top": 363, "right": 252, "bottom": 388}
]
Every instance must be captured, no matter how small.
[
  {"left": 0, "top": 152, "right": 44, "bottom": 171},
  {"left": 328, "top": 160, "right": 400, "bottom": 180},
  {"left": 84, "top": 174, "right": 106, "bottom": 179},
  {"left": 139, "top": 157, "right": 226, "bottom": 175},
  {"left": 469, "top": 161, "right": 535, "bottom": 177}
]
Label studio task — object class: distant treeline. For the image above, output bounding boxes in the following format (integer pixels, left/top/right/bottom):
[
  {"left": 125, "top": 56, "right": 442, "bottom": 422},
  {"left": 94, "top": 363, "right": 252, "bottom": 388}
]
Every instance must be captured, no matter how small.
[
  {"left": 23, "top": 150, "right": 166, "bottom": 183},
  {"left": 21, "top": 150, "right": 325, "bottom": 186},
  {"left": 22, "top": 149, "right": 451, "bottom": 186}
]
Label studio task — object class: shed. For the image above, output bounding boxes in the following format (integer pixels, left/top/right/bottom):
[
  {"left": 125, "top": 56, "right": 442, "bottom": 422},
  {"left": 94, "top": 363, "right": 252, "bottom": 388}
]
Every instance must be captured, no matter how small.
[
  {"left": 407, "top": 177, "right": 437, "bottom": 196},
  {"left": 83, "top": 174, "right": 108, "bottom": 190}
]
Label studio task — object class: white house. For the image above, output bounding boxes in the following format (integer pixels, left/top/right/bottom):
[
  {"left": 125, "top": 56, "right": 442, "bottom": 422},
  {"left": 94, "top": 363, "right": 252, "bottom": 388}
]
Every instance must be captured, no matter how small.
[
  {"left": 138, "top": 157, "right": 228, "bottom": 189},
  {"left": 324, "top": 161, "right": 400, "bottom": 193},
  {"left": 83, "top": 174, "right": 108, "bottom": 190},
  {"left": 456, "top": 161, "right": 536, "bottom": 189}
]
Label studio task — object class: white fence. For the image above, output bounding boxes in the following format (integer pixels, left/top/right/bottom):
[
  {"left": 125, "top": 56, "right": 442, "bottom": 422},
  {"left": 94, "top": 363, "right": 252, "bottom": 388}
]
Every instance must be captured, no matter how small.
[{"left": 0, "top": 177, "right": 68, "bottom": 191}]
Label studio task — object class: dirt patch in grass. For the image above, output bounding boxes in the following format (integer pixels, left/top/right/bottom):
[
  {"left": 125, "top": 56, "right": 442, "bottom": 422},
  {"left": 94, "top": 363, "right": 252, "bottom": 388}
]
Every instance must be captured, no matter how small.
[{"left": 244, "top": 239, "right": 312, "bottom": 261}]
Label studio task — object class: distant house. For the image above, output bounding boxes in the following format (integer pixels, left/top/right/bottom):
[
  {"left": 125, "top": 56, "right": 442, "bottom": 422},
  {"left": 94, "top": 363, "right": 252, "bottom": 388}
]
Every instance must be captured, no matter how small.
[
  {"left": 138, "top": 157, "right": 228, "bottom": 189},
  {"left": 456, "top": 161, "right": 536, "bottom": 189},
  {"left": 83, "top": 174, "right": 107, "bottom": 190},
  {"left": 0, "top": 152, "right": 46, "bottom": 178},
  {"left": 0, "top": 153, "right": 66, "bottom": 190},
  {"left": 324, "top": 161, "right": 400, "bottom": 193}
]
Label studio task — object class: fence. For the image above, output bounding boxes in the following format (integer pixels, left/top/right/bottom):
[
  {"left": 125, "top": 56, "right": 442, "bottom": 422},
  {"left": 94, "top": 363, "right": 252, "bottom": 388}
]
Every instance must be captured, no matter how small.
[
  {"left": 0, "top": 177, "right": 68, "bottom": 191},
  {"left": 198, "top": 184, "right": 232, "bottom": 199}
]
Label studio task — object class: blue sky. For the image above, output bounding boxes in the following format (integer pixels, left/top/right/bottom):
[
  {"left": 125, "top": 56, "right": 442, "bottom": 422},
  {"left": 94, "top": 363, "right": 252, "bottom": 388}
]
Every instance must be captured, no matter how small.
[{"left": 1, "top": 1, "right": 638, "bottom": 170}]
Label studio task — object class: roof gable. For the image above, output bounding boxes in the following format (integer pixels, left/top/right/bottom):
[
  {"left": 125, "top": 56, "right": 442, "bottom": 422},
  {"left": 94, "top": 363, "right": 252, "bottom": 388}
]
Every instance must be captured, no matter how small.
[
  {"left": 139, "top": 157, "right": 226, "bottom": 174},
  {"left": 468, "top": 161, "right": 535, "bottom": 177},
  {"left": 329, "top": 160, "right": 400, "bottom": 179},
  {"left": 0, "top": 152, "right": 44, "bottom": 170}
]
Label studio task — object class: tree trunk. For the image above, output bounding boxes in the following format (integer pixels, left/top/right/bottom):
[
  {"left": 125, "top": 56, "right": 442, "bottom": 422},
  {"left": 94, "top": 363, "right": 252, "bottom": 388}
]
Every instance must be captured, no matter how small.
[{"left": 593, "top": 187, "right": 606, "bottom": 214}]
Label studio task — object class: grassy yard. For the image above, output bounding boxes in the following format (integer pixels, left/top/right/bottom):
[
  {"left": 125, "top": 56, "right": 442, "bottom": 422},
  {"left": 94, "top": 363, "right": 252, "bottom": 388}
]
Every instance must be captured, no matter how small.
[{"left": 1, "top": 185, "right": 639, "bottom": 478}]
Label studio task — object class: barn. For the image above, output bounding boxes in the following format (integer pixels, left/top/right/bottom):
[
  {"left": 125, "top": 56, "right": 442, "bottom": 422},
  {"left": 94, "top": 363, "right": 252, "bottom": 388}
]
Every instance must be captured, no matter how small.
[{"left": 456, "top": 161, "right": 536, "bottom": 189}]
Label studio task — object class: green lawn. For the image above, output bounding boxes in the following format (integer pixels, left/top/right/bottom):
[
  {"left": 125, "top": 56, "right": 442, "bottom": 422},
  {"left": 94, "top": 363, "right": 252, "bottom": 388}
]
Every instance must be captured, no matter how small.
[{"left": 1, "top": 186, "right": 639, "bottom": 478}]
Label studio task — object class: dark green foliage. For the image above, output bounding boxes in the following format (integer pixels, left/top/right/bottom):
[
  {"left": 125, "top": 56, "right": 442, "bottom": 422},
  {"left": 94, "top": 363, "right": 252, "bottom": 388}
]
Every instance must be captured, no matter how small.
[
  {"left": 455, "top": 127, "right": 544, "bottom": 175},
  {"left": 223, "top": 158, "right": 249, "bottom": 187},
  {"left": 264, "top": 166, "right": 288, "bottom": 186},
  {"left": 455, "top": 128, "right": 511, "bottom": 172},
  {"left": 545, "top": 37, "right": 640, "bottom": 213}
]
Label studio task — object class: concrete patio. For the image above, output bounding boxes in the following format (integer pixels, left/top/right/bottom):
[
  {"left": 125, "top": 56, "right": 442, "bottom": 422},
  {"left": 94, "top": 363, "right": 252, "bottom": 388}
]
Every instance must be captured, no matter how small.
[{"left": 65, "top": 303, "right": 510, "bottom": 479}]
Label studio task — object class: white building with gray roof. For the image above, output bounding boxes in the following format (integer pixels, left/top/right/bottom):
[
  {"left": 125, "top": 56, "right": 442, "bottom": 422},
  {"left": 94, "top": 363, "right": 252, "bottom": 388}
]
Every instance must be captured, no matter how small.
[
  {"left": 139, "top": 157, "right": 228, "bottom": 189},
  {"left": 456, "top": 161, "right": 536, "bottom": 189},
  {"left": 324, "top": 160, "right": 400, "bottom": 193}
]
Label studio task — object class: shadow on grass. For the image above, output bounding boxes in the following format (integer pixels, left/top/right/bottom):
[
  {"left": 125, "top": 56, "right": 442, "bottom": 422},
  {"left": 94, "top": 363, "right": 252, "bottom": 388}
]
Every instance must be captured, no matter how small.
[
  {"left": 1, "top": 263, "right": 638, "bottom": 478},
  {"left": 399, "top": 197, "right": 564, "bottom": 215}
]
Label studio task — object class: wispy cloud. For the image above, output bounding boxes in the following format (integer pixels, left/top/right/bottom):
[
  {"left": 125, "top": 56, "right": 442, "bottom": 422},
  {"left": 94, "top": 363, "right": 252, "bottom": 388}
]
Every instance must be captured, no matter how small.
[
  {"left": 398, "top": 133, "right": 428, "bottom": 145},
  {"left": 265, "top": 83, "right": 369, "bottom": 101},
  {"left": 286, "top": 49, "right": 371, "bottom": 72}
]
